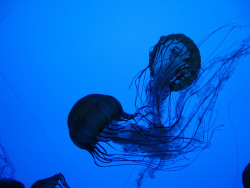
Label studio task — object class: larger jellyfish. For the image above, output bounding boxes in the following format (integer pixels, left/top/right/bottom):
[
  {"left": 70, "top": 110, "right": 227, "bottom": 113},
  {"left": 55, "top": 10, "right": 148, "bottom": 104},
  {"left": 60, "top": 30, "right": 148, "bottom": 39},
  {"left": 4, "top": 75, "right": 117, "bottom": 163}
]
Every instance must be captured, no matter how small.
[
  {"left": 68, "top": 94, "right": 136, "bottom": 160},
  {"left": 68, "top": 25, "right": 250, "bottom": 187}
]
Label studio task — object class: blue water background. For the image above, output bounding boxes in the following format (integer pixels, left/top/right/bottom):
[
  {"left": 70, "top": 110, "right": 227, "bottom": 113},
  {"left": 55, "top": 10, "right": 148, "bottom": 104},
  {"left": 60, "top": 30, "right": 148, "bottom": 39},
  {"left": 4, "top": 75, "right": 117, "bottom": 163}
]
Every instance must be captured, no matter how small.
[{"left": 0, "top": 0, "right": 250, "bottom": 187}]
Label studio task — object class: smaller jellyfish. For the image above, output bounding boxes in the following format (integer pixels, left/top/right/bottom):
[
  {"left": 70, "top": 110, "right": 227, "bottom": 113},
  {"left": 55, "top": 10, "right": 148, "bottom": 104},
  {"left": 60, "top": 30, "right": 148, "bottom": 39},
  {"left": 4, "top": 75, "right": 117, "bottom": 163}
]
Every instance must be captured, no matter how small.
[
  {"left": 0, "top": 179, "right": 24, "bottom": 188},
  {"left": 243, "top": 163, "right": 250, "bottom": 188},
  {"left": 144, "top": 34, "right": 201, "bottom": 126},
  {"left": 31, "top": 173, "right": 70, "bottom": 188},
  {"left": 148, "top": 34, "right": 201, "bottom": 92}
]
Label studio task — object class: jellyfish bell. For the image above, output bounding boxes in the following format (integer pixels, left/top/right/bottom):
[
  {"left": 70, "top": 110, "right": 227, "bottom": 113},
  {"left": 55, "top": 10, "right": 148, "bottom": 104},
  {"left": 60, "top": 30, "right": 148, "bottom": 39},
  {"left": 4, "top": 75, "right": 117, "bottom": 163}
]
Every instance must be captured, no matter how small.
[
  {"left": 67, "top": 94, "right": 135, "bottom": 155},
  {"left": 148, "top": 34, "right": 201, "bottom": 92}
]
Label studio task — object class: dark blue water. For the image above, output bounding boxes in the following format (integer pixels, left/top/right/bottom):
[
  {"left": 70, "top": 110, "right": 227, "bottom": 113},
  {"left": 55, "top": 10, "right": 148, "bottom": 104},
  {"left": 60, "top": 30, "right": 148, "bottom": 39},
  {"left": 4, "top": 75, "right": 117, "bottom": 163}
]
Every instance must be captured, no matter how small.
[{"left": 0, "top": 1, "right": 250, "bottom": 187}]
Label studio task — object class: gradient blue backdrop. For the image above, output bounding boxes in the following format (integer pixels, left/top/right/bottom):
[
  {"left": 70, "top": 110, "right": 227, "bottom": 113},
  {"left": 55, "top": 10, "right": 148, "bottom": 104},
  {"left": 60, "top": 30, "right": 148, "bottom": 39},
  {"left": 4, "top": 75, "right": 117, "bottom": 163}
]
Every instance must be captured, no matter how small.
[{"left": 0, "top": 0, "right": 250, "bottom": 187}]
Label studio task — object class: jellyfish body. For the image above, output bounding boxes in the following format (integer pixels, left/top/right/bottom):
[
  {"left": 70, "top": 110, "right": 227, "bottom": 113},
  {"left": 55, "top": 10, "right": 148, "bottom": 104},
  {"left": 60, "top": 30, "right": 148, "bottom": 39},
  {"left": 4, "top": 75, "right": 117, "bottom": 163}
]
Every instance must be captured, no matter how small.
[
  {"left": 243, "top": 163, "right": 250, "bottom": 188},
  {"left": 68, "top": 94, "right": 174, "bottom": 168},
  {"left": 68, "top": 94, "right": 135, "bottom": 160},
  {"left": 31, "top": 173, "right": 69, "bottom": 188},
  {"left": 148, "top": 34, "right": 201, "bottom": 92},
  {"left": 144, "top": 34, "right": 201, "bottom": 126}
]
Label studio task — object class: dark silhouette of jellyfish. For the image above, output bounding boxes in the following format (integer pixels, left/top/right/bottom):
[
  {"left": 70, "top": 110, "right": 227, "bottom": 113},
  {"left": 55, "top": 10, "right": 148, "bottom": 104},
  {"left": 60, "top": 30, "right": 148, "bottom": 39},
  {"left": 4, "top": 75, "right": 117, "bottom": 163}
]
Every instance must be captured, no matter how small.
[
  {"left": 148, "top": 34, "right": 201, "bottom": 92},
  {"left": 243, "top": 163, "right": 250, "bottom": 188},
  {"left": 142, "top": 34, "right": 201, "bottom": 126},
  {"left": 68, "top": 25, "right": 250, "bottom": 187},
  {"left": 31, "top": 173, "right": 70, "bottom": 188},
  {"left": 0, "top": 179, "right": 24, "bottom": 188},
  {"left": 68, "top": 94, "right": 135, "bottom": 159}
]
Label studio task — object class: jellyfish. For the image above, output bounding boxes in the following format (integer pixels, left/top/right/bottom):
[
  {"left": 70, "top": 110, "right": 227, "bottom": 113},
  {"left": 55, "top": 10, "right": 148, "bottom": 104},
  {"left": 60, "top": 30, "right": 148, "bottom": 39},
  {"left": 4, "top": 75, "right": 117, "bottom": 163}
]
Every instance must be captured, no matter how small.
[
  {"left": 68, "top": 94, "right": 136, "bottom": 161},
  {"left": 243, "top": 163, "right": 250, "bottom": 188},
  {"left": 142, "top": 34, "right": 201, "bottom": 126},
  {"left": 68, "top": 25, "right": 250, "bottom": 187},
  {"left": 0, "top": 179, "right": 24, "bottom": 188},
  {"left": 31, "top": 173, "right": 70, "bottom": 188}
]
